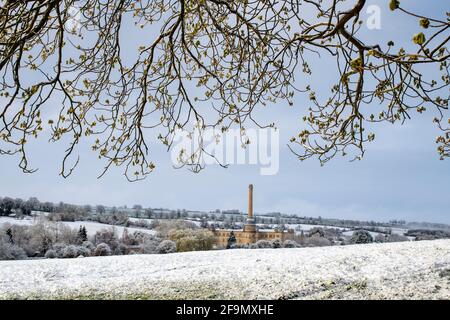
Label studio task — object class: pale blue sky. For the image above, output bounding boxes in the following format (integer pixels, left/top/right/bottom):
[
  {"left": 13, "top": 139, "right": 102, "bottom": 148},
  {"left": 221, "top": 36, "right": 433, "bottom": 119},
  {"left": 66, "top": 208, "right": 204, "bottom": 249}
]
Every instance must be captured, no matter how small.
[{"left": 0, "top": 1, "right": 449, "bottom": 223}]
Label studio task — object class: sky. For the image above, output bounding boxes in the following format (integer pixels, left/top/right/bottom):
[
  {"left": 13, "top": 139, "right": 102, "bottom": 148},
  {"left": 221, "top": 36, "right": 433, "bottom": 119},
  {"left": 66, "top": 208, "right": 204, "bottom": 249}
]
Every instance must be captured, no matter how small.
[{"left": 0, "top": 1, "right": 449, "bottom": 224}]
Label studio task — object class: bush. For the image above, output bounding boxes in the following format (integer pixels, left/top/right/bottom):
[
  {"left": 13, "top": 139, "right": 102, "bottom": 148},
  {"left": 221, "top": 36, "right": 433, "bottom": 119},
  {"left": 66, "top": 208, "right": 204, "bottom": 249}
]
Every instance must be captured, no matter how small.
[
  {"left": 254, "top": 240, "right": 272, "bottom": 249},
  {"left": 350, "top": 230, "right": 373, "bottom": 244},
  {"left": 156, "top": 240, "right": 176, "bottom": 254},
  {"left": 169, "top": 229, "right": 215, "bottom": 252},
  {"left": 130, "top": 231, "right": 154, "bottom": 245},
  {"left": 271, "top": 239, "right": 282, "bottom": 248},
  {"left": 52, "top": 243, "right": 67, "bottom": 258},
  {"left": 0, "top": 242, "right": 27, "bottom": 260},
  {"left": 44, "top": 249, "right": 57, "bottom": 259},
  {"left": 142, "top": 238, "right": 160, "bottom": 254},
  {"left": 94, "top": 243, "right": 111, "bottom": 256},
  {"left": 235, "top": 243, "right": 249, "bottom": 249},
  {"left": 155, "top": 220, "right": 198, "bottom": 238},
  {"left": 77, "top": 246, "right": 91, "bottom": 257},
  {"left": 405, "top": 229, "right": 450, "bottom": 240},
  {"left": 283, "top": 240, "right": 298, "bottom": 248},
  {"left": 82, "top": 241, "right": 95, "bottom": 251},
  {"left": 62, "top": 245, "right": 79, "bottom": 258}
]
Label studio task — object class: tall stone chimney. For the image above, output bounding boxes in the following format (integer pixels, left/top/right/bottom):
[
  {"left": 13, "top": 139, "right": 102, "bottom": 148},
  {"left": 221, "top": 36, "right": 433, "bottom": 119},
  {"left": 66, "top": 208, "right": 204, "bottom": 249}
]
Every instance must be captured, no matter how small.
[
  {"left": 244, "top": 184, "right": 256, "bottom": 233},
  {"left": 248, "top": 184, "right": 253, "bottom": 220}
]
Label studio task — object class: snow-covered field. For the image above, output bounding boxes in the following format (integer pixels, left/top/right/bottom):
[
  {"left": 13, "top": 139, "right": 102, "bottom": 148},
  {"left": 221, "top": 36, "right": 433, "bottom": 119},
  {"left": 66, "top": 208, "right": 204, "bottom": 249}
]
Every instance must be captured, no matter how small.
[
  {"left": 0, "top": 216, "right": 35, "bottom": 226},
  {"left": 0, "top": 217, "right": 156, "bottom": 236},
  {"left": 60, "top": 221, "right": 156, "bottom": 236},
  {"left": 0, "top": 239, "right": 449, "bottom": 300},
  {"left": 128, "top": 217, "right": 202, "bottom": 227},
  {"left": 287, "top": 223, "right": 349, "bottom": 231},
  {"left": 128, "top": 217, "right": 154, "bottom": 223}
]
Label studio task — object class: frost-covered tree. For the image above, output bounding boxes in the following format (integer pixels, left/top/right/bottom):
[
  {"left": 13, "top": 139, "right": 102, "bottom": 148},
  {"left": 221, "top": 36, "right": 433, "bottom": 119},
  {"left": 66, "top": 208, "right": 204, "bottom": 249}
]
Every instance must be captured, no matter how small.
[
  {"left": 350, "top": 230, "right": 373, "bottom": 244},
  {"left": 254, "top": 240, "right": 273, "bottom": 249},
  {"left": 95, "top": 205, "right": 106, "bottom": 215},
  {"left": 77, "top": 226, "right": 88, "bottom": 244},
  {"left": 156, "top": 240, "right": 177, "bottom": 254},
  {"left": 142, "top": 237, "right": 160, "bottom": 254},
  {"left": 52, "top": 243, "right": 68, "bottom": 258},
  {"left": 94, "top": 243, "right": 112, "bottom": 256},
  {"left": 0, "top": 241, "right": 27, "bottom": 260},
  {"left": 83, "top": 204, "right": 92, "bottom": 213},
  {"left": 272, "top": 239, "right": 282, "bottom": 249},
  {"left": 132, "top": 204, "right": 143, "bottom": 218},
  {"left": 283, "top": 240, "right": 298, "bottom": 248},
  {"left": 44, "top": 249, "right": 57, "bottom": 259},
  {"left": 77, "top": 246, "right": 91, "bottom": 257},
  {"left": 94, "top": 228, "right": 119, "bottom": 251},
  {"left": 155, "top": 220, "right": 198, "bottom": 239},
  {"left": 62, "top": 245, "right": 79, "bottom": 258},
  {"left": 169, "top": 229, "right": 215, "bottom": 252},
  {"left": 0, "top": 197, "right": 14, "bottom": 216},
  {"left": 82, "top": 241, "right": 95, "bottom": 251}
]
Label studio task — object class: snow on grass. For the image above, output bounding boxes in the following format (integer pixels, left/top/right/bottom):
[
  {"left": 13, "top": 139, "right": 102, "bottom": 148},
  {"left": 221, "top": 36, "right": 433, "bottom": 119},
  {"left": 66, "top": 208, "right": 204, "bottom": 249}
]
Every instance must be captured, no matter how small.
[
  {"left": 128, "top": 217, "right": 201, "bottom": 226},
  {"left": 0, "top": 239, "right": 449, "bottom": 300},
  {"left": 128, "top": 217, "right": 154, "bottom": 223},
  {"left": 287, "top": 223, "right": 349, "bottom": 231},
  {"left": 0, "top": 216, "right": 35, "bottom": 226},
  {"left": 60, "top": 221, "right": 156, "bottom": 236}
]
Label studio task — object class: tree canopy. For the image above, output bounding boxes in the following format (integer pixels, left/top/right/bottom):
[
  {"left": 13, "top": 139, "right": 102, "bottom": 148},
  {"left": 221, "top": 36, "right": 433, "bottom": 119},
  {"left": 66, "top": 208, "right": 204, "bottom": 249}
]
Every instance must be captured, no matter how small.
[{"left": 0, "top": 0, "right": 448, "bottom": 180}]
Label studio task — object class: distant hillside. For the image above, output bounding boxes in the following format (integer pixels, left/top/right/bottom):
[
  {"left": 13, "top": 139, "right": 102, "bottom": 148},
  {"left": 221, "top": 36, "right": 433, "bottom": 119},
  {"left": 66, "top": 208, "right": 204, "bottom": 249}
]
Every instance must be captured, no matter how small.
[
  {"left": 3, "top": 195, "right": 450, "bottom": 231},
  {"left": 1, "top": 240, "right": 449, "bottom": 299}
]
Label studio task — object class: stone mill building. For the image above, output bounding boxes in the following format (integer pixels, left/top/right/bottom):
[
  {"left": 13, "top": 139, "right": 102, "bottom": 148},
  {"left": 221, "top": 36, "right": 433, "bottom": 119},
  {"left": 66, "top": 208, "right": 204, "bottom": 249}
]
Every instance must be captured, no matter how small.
[{"left": 213, "top": 184, "right": 294, "bottom": 247}]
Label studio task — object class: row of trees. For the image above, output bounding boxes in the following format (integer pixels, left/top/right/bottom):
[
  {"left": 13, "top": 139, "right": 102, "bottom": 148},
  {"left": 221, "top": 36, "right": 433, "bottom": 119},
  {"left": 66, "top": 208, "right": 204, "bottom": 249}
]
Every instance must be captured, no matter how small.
[
  {"left": 0, "top": 197, "right": 40, "bottom": 216},
  {"left": 0, "top": 196, "right": 96, "bottom": 217},
  {"left": 0, "top": 195, "right": 207, "bottom": 222}
]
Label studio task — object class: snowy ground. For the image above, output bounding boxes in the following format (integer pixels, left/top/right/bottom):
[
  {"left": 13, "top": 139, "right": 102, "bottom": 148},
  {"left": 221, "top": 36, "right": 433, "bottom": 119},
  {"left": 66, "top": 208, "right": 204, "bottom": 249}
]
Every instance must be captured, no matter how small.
[
  {"left": 0, "top": 216, "right": 35, "bottom": 226},
  {"left": 0, "top": 217, "right": 156, "bottom": 237},
  {"left": 128, "top": 217, "right": 154, "bottom": 223},
  {"left": 0, "top": 239, "right": 449, "bottom": 300},
  {"left": 286, "top": 223, "right": 349, "bottom": 231},
  {"left": 60, "top": 221, "right": 156, "bottom": 236}
]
